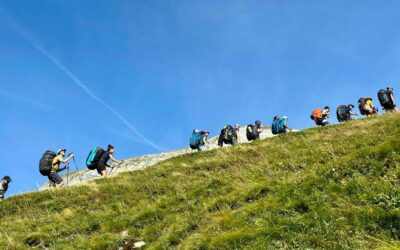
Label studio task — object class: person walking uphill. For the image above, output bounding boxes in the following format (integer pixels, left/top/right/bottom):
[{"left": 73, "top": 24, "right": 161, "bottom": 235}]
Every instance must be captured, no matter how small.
[
  {"left": 97, "top": 145, "right": 123, "bottom": 177},
  {"left": 0, "top": 176, "right": 12, "bottom": 201},
  {"left": 189, "top": 130, "right": 210, "bottom": 151},
  {"left": 246, "top": 120, "right": 262, "bottom": 141},
  {"left": 272, "top": 116, "right": 291, "bottom": 134},
  {"left": 337, "top": 104, "right": 357, "bottom": 122},
  {"left": 311, "top": 106, "right": 330, "bottom": 126},
  {"left": 358, "top": 97, "right": 378, "bottom": 116},
  {"left": 218, "top": 125, "right": 239, "bottom": 147},
  {"left": 378, "top": 87, "right": 398, "bottom": 113},
  {"left": 50, "top": 149, "right": 74, "bottom": 188}
]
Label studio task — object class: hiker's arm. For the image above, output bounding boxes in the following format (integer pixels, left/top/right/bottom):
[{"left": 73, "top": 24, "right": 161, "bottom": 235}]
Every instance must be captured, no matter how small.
[
  {"left": 59, "top": 154, "right": 74, "bottom": 163},
  {"left": 110, "top": 154, "right": 123, "bottom": 164},
  {"left": 59, "top": 163, "right": 70, "bottom": 171},
  {"left": 203, "top": 137, "right": 208, "bottom": 146}
]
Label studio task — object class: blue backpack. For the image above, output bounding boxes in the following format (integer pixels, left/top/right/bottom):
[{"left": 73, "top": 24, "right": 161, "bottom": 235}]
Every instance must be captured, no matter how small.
[
  {"left": 86, "top": 147, "right": 105, "bottom": 169},
  {"left": 189, "top": 132, "right": 203, "bottom": 149},
  {"left": 272, "top": 119, "right": 286, "bottom": 135}
]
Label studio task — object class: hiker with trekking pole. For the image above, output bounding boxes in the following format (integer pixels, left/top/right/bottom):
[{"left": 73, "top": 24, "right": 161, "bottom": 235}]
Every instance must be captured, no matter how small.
[
  {"left": 86, "top": 144, "right": 123, "bottom": 178},
  {"left": 39, "top": 149, "right": 74, "bottom": 188}
]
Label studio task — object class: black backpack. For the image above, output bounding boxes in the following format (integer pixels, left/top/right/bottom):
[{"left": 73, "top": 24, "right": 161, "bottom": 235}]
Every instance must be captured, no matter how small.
[
  {"left": 246, "top": 125, "right": 259, "bottom": 141},
  {"left": 337, "top": 105, "right": 350, "bottom": 122},
  {"left": 378, "top": 89, "right": 392, "bottom": 108},
  {"left": 223, "top": 125, "right": 235, "bottom": 141},
  {"left": 86, "top": 147, "right": 106, "bottom": 169},
  {"left": 39, "top": 150, "right": 57, "bottom": 176}
]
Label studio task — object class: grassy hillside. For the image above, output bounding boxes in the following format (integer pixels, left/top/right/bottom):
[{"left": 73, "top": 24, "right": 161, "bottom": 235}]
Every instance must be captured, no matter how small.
[{"left": 1, "top": 114, "right": 400, "bottom": 249}]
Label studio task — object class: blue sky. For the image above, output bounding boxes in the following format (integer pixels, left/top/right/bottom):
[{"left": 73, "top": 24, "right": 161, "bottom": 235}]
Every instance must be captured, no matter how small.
[{"left": 0, "top": 0, "right": 399, "bottom": 195}]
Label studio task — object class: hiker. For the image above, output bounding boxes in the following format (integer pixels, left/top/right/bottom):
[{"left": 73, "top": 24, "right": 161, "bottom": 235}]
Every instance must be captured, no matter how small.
[
  {"left": 50, "top": 149, "right": 74, "bottom": 188},
  {"left": 246, "top": 120, "right": 262, "bottom": 141},
  {"left": 190, "top": 129, "right": 209, "bottom": 151},
  {"left": 218, "top": 125, "right": 239, "bottom": 147},
  {"left": 0, "top": 176, "right": 12, "bottom": 201},
  {"left": 358, "top": 98, "right": 378, "bottom": 116},
  {"left": 97, "top": 145, "right": 123, "bottom": 177},
  {"left": 337, "top": 104, "right": 357, "bottom": 122},
  {"left": 311, "top": 106, "right": 330, "bottom": 126},
  {"left": 271, "top": 116, "right": 290, "bottom": 134},
  {"left": 378, "top": 87, "right": 398, "bottom": 113},
  {"left": 198, "top": 130, "right": 210, "bottom": 151}
]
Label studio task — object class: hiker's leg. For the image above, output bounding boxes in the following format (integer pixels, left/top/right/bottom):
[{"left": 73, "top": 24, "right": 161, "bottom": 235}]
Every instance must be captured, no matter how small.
[
  {"left": 218, "top": 134, "right": 224, "bottom": 147},
  {"left": 49, "top": 172, "right": 63, "bottom": 188},
  {"left": 55, "top": 182, "right": 64, "bottom": 188},
  {"left": 101, "top": 170, "right": 108, "bottom": 177},
  {"left": 97, "top": 161, "right": 107, "bottom": 177}
]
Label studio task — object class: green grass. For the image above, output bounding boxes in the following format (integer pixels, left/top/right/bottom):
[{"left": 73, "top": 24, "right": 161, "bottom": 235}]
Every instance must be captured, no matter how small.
[{"left": 1, "top": 114, "right": 400, "bottom": 249}]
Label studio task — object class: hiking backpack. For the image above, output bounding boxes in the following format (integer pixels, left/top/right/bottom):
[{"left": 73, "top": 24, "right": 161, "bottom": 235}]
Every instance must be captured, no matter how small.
[
  {"left": 336, "top": 105, "right": 350, "bottom": 122},
  {"left": 189, "top": 132, "right": 203, "bottom": 149},
  {"left": 223, "top": 125, "right": 235, "bottom": 141},
  {"left": 271, "top": 120, "right": 280, "bottom": 135},
  {"left": 39, "top": 150, "right": 57, "bottom": 176},
  {"left": 377, "top": 89, "right": 392, "bottom": 108},
  {"left": 358, "top": 98, "right": 367, "bottom": 115},
  {"left": 312, "top": 108, "right": 323, "bottom": 121},
  {"left": 86, "top": 147, "right": 105, "bottom": 169},
  {"left": 246, "top": 125, "right": 259, "bottom": 141}
]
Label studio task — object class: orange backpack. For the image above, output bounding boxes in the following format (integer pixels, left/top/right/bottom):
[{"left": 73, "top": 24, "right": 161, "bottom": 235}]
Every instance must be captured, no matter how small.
[{"left": 312, "top": 108, "right": 323, "bottom": 121}]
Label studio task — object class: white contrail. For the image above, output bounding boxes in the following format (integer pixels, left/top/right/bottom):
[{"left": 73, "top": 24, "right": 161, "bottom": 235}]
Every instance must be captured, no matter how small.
[
  {"left": 1, "top": 8, "right": 165, "bottom": 151},
  {"left": 32, "top": 43, "right": 164, "bottom": 151},
  {"left": 0, "top": 89, "right": 54, "bottom": 110}
]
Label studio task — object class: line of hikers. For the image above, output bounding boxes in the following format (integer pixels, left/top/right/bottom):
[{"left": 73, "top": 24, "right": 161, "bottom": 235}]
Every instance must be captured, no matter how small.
[
  {"left": 38, "top": 144, "right": 123, "bottom": 189},
  {"left": 311, "top": 87, "right": 398, "bottom": 126},
  {"left": 190, "top": 87, "right": 398, "bottom": 150},
  {"left": 0, "top": 87, "right": 398, "bottom": 198},
  {"left": 190, "top": 120, "right": 265, "bottom": 150}
]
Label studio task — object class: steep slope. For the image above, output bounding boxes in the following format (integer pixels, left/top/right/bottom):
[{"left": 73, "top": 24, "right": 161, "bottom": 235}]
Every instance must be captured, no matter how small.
[{"left": 1, "top": 114, "right": 400, "bottom": 249}]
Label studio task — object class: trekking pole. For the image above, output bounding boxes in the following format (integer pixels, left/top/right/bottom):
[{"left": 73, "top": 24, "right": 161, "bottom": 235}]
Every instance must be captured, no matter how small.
[
  {"left": 109, "top": 161, "right": 124, "bottom": 176},
  {"left": 65, "top": 163, "right": 70, "bottom": 187},
  {"left": 72, "top": 157, "right": 83, "bottom": 182}
]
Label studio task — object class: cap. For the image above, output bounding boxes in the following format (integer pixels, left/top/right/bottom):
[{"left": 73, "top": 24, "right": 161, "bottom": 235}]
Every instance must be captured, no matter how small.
[
  {"left": 2, "top": 176, "right": 11, "bottom": 182},
  {"left": 57, "top": 148, "right": 66, "bottom": 154},
  {"left": 255, "top": 120, "right": 261, "bottom": 125},
  {"left": 324, "top": 106, "right": 330, "bottom": 110},
  {"left": 282, "top": 116, "right": 288, "bottom": 119},
  {"left": 193, "top": 129, "right": 199, "bottom": 133}
]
